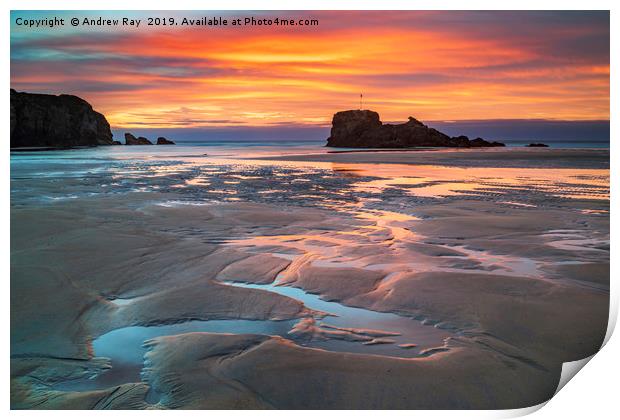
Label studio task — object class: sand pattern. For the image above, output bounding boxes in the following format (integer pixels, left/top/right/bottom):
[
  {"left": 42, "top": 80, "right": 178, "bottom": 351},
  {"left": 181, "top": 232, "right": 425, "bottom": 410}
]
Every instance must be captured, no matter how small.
[{"left": 10, "top": 147, "right": 609, "bottom": 409}]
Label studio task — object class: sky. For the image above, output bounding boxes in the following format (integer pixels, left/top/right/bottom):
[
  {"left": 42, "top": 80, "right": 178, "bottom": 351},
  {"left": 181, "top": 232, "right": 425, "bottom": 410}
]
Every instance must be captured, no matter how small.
[{"left": 10, "top": 11, "right": 610, "bottom": 141}]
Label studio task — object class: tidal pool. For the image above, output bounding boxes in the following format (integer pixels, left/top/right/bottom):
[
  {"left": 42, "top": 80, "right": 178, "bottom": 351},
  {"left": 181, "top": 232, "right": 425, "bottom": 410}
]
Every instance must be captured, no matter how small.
[{"left": 56, "top": 279, "right": 452, "bottom": 393}]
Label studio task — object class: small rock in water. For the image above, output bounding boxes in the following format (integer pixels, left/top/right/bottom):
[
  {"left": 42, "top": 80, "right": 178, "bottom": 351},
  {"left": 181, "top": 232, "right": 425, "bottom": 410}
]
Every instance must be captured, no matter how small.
[
  {"left": 125, "top": 132, "right": 153, "bottom": 145},
  {"left": 157, "top": 136, "right": 175, "bottom": 145}
]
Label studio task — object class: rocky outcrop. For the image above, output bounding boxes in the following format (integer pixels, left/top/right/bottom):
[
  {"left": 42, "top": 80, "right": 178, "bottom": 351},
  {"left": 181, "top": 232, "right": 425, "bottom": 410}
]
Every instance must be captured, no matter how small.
[
  {"left": 527, "top": 143, "right": 549, "bottom": 147},
  {"left": 124, "top": 133, "right": 152, "bottom": 145},
  {"left": 111, "top": 140, "right": 122, "bottom": 145},
  {"left": 156, "top": 136, "right": 175, "bottom": 145},
  {"left": 10, "top": 89, "right": 114, "bottom": 148},
  {"left": 326, "top": 110, "right": 504, "bottom": 148}
]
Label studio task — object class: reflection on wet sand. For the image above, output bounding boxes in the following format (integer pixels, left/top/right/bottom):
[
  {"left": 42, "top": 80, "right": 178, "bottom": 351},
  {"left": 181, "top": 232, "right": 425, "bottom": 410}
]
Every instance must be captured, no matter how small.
[
  {"left": 329, "top": 163, "right": 609, "bottom": 201},
  {"left": 10, "top": 146, "right": 610, "bottom": 409}
]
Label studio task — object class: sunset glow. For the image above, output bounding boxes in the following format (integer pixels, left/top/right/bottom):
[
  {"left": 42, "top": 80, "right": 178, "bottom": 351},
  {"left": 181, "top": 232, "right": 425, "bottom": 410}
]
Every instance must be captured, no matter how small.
[{"left": 11, "top": 11, "right": 610, "bottom": 130}]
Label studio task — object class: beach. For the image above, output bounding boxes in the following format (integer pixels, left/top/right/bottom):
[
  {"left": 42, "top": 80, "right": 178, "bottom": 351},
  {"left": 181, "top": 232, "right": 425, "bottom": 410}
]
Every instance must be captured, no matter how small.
[{"left": 10, "top": 145, "right": 609, "bottom": 409}]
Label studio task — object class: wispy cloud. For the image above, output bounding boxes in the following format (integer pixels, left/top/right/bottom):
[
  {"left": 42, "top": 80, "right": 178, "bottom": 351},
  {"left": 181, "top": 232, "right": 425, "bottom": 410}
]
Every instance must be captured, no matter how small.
[{"left": 11, "top": 10, "right": 609, "bottom": 128}]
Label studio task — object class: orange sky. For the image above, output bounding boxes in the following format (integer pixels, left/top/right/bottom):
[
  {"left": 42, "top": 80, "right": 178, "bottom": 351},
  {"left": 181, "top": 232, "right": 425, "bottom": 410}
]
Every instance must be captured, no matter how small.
[{"left": 11, "top": 11, "right": 610, "bottom": 128}]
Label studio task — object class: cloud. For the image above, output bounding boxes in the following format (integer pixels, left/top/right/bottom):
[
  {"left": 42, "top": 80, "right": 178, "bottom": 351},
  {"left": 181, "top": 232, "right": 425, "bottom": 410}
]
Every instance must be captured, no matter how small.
[{"left": 10, "top": 10, "right": 609, "bottom": 127}]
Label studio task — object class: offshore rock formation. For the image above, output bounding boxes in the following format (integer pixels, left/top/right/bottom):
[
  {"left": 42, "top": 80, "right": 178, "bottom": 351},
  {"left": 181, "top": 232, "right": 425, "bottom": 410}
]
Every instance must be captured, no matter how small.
[
  {"left": 10, "top": 89, "right": 114, "bottom": 148},
  {"left": 527, "top": 143, "right": 549, "bottom": 147},
  {"left": 326, "top": 110, "right": 504, "bottom": 148},
  {"left": 157, "top": 136, "right": 175, "bottom": 145},
  {"left": 124, "top": 133, "right": 153, "bottom": 145}
]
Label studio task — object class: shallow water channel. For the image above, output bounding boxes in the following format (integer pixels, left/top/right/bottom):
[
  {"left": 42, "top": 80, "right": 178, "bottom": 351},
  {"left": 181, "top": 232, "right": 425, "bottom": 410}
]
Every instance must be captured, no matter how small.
[{"left": 57, "top": 279, "right": 452, "bottom": 393}]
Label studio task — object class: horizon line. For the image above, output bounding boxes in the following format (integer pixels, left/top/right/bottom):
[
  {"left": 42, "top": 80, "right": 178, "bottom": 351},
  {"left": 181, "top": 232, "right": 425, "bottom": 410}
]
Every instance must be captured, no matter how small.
[{"left": 110, "top": 117, "right": 611, "bottom": 130}]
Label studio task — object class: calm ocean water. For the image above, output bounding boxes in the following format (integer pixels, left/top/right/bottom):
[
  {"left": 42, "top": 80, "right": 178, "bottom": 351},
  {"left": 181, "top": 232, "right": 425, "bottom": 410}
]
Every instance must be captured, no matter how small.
[
  {"left": 167, "top": 139, "right": 610, "bottom": 149},
  {"left": 10, "top": 139, "right": 610, "bottom": 188},
  {"left": 501, "top": 140, "right": 609, "bottom": 148}
]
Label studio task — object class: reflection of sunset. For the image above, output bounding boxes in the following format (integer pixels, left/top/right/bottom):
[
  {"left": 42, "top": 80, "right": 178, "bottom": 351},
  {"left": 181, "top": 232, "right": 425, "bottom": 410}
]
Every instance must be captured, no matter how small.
[
  {"left": 331, "top": 163, "right": 610, "bottom": 201},
  {"left": 10, "top": 11, "right": 609, "bottom": 129}
]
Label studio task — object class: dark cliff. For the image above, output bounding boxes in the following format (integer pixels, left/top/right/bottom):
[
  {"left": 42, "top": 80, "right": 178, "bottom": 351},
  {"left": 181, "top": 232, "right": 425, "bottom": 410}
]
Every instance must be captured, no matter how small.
[
  {"left": 326, "top": 110, "right": 504, "bottom": 148},
  {"left": 10, "top": 89, "right": 114, "bottom": 148}
]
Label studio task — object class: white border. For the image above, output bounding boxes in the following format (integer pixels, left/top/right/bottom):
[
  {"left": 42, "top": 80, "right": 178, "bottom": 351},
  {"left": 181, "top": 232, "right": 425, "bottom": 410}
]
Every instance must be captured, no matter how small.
[{"left": 3, "top": 1, "right": 616, "bottom": 419}]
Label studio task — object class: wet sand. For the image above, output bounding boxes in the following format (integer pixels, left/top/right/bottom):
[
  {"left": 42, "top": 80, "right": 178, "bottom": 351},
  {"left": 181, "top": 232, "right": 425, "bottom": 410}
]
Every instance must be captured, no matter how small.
[
  {"left": 251, "top": 147, "right": 610, "bottom": 169},
  {"left": 10, "top": 147, "right": 609, "bottom": 409}
]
